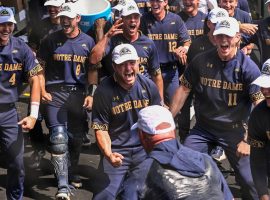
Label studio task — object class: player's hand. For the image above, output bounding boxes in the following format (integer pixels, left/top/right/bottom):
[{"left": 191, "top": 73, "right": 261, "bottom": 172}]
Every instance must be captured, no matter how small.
[
  {"left": 105, "top": 19, "right": 123, "bottom": 38},
  {"left": 95, "top": 18, "right": 107, "bottom": 30},
  {"left": 174, "top": 46, "right": 188, "bottom": 65},
  {"left": 239, "top": 23, "right": 258, "bottom": 35},
  {"left": 41, "top": 91, "right": 52, "bottom": 103},
  {"left": 18, "top": 116, "right": 37, "bottom": 132},
  {"left": 260, "top": 194, "right": 270, "bottom": 200},
  {"left": 83, "top": 96, "right": 93, "bottom": 111},
  {"left": 236, "top": 140, "right": 250, "bottom": 157},
  {"left": 107, "top": 152, "right": 124, "bottom": 167}
]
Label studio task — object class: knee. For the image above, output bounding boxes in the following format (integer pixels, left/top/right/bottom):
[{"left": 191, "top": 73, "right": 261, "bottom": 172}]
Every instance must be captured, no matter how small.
[{"left": 49, "top": 126, "right": 68, "bottom": 154}]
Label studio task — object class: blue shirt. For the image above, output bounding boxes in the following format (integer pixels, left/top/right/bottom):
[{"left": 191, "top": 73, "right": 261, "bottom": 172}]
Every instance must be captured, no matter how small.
[
  {"left": 92, "top": 74, "right": 161, "bottom": 147},
  {"left": 39, "top": 30, "right": 95, "bottom": 86},
  {"left": 181, "top": 49, "right": 263, "bottom": 130},
  {"left": 179, "top": 11, "right": 207, "bottom": 41},
  {"left": 140, "top": 11, "right": 190, "bottom": 64},
  {"left": 0, "top": 37, "right": 41, "bottom": 103}
]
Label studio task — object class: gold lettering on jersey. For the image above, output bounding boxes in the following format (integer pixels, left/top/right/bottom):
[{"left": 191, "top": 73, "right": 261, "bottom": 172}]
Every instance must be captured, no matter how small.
[
  {"left": 0, "top": 64, "right": 2, "bottom": 70},
  {"left": 147, "top": 33, "right": 178, "bottom": 41},
  {"left": 53, "top": 54, "right": 87, "bottom": 64},
  {"left": 111, "top": 100, "right": 149, "bottom": 115},
  {"left": 200, "top": 77, "right": 243, "bottom": 91},
  {"left": 188, "top": 29, "right": 204, "bottom": 36},
  {"left": 3, "top": 63, "right": 22, "bottom": 71},
  {"left": 136, "top": 2, "right": 145, "bottom": 8}
]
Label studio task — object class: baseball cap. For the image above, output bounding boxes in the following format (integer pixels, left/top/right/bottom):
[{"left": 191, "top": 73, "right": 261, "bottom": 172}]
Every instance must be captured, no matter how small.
[
  {"left": 57, "top": 3, "right": 79, "bottom": 18},
  {"left": 131, "top": 105, "right": 176, "bottom": 135},
  {"left": 208, "top": 8, "right": 229, "bottom": 23},
  {"left": 213, "top": 17, "right": 239, "bottom": 37},
  {"left": 252, "top": 59, "right": 270, "bottom": 88},
  {"left": 0, "top": 7, "right": 16, "bottom": 24},
  {"left": 265, "top": 0, "right": 270, "bottom": 5},
  {"left": 112, "top": 44, "right": 139, "bottom": 64},
  {"left": 112, "top": 0, "right": 133, "bottom": 12},
  {"left": 121, "top": 1, "right": 141, "bottom": 17},
  {"left": 44, "top": 0, "right": 65, "bottom": 7}
]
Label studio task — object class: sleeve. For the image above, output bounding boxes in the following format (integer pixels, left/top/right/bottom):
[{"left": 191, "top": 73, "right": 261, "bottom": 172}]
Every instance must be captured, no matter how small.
[
  {"left": 248, "top": 107, "right": 269, "bottom": 197},
  {"left": 176, "top": 15, "right": 191, "bottom": 45},
  {"left": 22, "top": 42, "right": 42, "bottom": 77},
  {"left": 148, "top": 41, "right": 161, "bottom": 76},
  {"left": 243, "top": 57, "right": 264, "bottom": 102},
  {"left": 91, "top": 85, "right": 111, "bottom": 131}
]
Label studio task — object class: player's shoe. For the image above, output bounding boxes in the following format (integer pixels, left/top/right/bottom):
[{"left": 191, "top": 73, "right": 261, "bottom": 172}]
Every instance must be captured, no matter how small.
[
  {"left": 69, "top": 174, "right": 82, "bottom": 188},
  {"left": 55, "top": 186, "right": 73, "bottom": 200}
]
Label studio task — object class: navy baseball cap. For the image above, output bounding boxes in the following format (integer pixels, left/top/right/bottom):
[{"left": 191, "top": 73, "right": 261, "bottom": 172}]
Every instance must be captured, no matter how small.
[
  {"left": 131, "top": 105, "right": 175, "bottom": 135},
  {"left": 252, "top": 59, "right": 270, "bottom": 88}
]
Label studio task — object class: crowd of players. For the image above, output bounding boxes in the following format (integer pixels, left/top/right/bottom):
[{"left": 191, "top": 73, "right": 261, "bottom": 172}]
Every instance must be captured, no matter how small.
[{"left": 0, "top": 0, "right": 270, "bottom": 199}]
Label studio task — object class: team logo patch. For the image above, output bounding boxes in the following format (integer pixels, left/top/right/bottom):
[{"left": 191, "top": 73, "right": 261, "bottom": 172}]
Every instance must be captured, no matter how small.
[
  {"left": 61, "top": 5, "right": 71, "bottom": 12},
  {"left": 82, "top": 44, "right": 87, "bottom": 47},
  {"left": 119, "top": 47, "right": 132, "bottom": 56},
  {"left": 216, "top": 11, "right": 226, "bottom": 18},
  {"left": 113, "top": 96, "right": 120, "bottom": 101},
  {"left": 170, "top": 22, "right": 175, "bottom": 25},
  {"left": 127, "top": 5, "right": 136, "bottom": 11},
  {"left": 234, "top": 68, "right": 240, "bottom": 72},
  {"left": 12, "top": 49, "right": 18, "bottom": 54},
  {"left": 219, "top": 20, "right": 230, "bottom": 28},
  {"left": 262, "top": 63, "right": 270, "bottom": 75},
  {"left": 143, "top": 46, "right": 148, "bottom": 49},
  {"left": 57, "top": 42, "right": 62, "bottom": 46},
  {"left": 0, "top": 9, "right": 10, "bottom": 17}
]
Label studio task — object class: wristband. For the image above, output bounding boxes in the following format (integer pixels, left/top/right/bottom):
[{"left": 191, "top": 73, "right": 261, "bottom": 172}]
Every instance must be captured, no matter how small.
[
  {"left": 30, "top": 102, "right": 40, "bottom": 119},
  {"left": 87, "top": 84, "right": 97, "bottom": 97}
]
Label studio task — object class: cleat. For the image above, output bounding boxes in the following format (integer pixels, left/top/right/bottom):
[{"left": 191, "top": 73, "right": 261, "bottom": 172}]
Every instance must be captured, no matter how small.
[{"left": 69, "top": 175, "right": 82, "bottom": 188}]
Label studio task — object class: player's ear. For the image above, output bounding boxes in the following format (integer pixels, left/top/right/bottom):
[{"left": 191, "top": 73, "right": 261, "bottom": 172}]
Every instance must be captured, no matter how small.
[{"left": 76, "top": 15, "right": 81, "bottom": 23}]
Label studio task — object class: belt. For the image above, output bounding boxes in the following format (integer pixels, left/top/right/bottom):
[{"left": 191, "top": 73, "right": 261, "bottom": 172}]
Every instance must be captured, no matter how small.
[
  {"left": 0, "top": 103, "right": 15, "bottom": 112},
  {"left": 46, "top": 84, "right": 85, "bottom": 92},
  {"left": 160, "top": 62, "right": 178, "bottom": 70}
]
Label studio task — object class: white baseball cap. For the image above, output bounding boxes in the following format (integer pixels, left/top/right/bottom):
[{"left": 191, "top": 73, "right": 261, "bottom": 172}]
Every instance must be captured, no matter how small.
[
  {"left": 112, "top": 0, "right": 133, "bottom": 12},
  {"left": 252, "top": 59, "right": 270, "bottom": 88},
  {"left": 265, "top": 0, "right": 270, "bottom": 5},
  {"left": 121, "top": 1, "right": 141, "bottom": 17},
  {"left": 131, "top": 105, "right": 176, "bottom": 135},
  {"left": 213, "top": 17, "right": 239, "bottom": 37},
  {"left": 112, "top": 44, "right": 139, "bottom": 64},
  {"left": 0, "top": 7, "right": 16, "bottom": 24},
  {"left": 208, "top": 8, "right": 229, "bottom": 23},
  {"left": 44, "top": 0, "right": 65, "bottom": 7},
  {"left": 57, "top": 3, "right": 79, "bottom": 18}
]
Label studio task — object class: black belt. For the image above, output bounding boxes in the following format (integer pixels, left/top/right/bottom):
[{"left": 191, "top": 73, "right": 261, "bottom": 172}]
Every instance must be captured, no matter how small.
[
  {"left": 0, "top": 103, "right": 15, "bottom": 112},
  {"left": 46, "top": 84, "right": 85, "bottom": 92},
  {"left": 160, "top": 62, "right": 178, "bottom": 70}
]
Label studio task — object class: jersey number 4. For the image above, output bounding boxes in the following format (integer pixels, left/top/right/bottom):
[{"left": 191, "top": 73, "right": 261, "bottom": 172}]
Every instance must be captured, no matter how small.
[
  {"left": 228, "top": 93, "right": 237, "bottom": 106},
  {"left": 9, "top": 73, "right": 16, "bottom": 86}
]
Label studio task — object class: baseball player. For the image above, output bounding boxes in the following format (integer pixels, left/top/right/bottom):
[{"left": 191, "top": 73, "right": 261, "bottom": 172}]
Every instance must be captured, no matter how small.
[
  {"left": 248, "top": 59, "right": 270, "bottom": 200},
  {"left": 133, "top": 105, "right": 233, "bottom": 200},
  {"left": 140, "top": 0, "right": 191, "bottom": 106},
  {"left": 91, "top": 44, "right": 162, "bottom": 200},
  {"left": 0, "top": 6, "right": 42, "bottom": 200},
  {"left": 90, "top": 1, "right": 164, "bottom": 101},
  {"left": 38, "top": 3, "right": 95, "bottom": 199},
  {"left": 170, "top": 17, "right": 264, "bottom": 200},
  {"left": 27, "top": 0, "right": 64, "bottom": 170}
]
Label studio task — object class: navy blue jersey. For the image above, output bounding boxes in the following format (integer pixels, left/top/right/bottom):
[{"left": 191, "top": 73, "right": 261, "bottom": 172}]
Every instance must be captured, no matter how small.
[
  {"left": 28, "top": 16, "right": 62, "bottom": 51},
  {"left": 102, "top": 33, "right": 160, "bottom": 78},
  {"left": 179, "top": 11, "right": 207, "bottom": 41},
  {"left": 135, "top": 0, "right": 150, "bottom": 15},
  {"left": 181, "top": 48, "right": 263, "bottom": 129},
  {"left": 91, "top": 74, "right": 161, "bottom": 147},
  {"left": 140, "top": 11, "right": 190, "bottom": 64},
  {"left": 187, "top": 35, "right": 215, "bottom": 64},
  {"left": 237, "top": 0, "right": 250, "bottom": 14},
  {"left": 233, "top": 8, "right": 251, "bottom": 23},
  {"left": 248, "top": 100, "right": 270, "bottom": 197},
  {"left": 168, "top": 0, "right": 182, "bottom": 13},
  {"left": 0, "top": 37, "right": 41, "bottom": 103},
  {"left": 38, "top": 30, "right": 95, "bottom": 86},
  {"left": 250, "top": 17, "right": 270, "bottom": 66}
]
